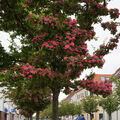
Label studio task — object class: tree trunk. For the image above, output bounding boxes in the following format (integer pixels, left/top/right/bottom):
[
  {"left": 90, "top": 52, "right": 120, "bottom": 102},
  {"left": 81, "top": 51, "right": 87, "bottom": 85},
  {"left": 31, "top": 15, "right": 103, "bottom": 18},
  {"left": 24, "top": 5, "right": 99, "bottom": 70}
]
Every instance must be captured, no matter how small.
[
  {"left": 30, "top": 115, "right": 32, "bottom": 120},
  {"left": 36, "top": 111, "right": 40, "bottom": 120},
  {"left": 52, "top": 89, "right": 60, "bottom": 120},
  {"left": 71, "top": 115, "right": 73, "bottom": 120},
  {"left": 109, "top": 114, "right": 112, "bottom": 120},
  {"left": 90, "top": 113, "right": 92, "bottom": 120}
]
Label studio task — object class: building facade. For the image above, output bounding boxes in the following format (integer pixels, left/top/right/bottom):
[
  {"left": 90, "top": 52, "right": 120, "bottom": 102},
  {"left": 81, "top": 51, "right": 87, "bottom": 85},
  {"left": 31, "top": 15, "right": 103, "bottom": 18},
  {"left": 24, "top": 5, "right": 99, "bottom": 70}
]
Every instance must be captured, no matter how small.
[
  {"left": 63, "top": 74, "right": 112, "bottom": 120},
  {"left": 0, "top": 88, "right": 26, "bottom": 120},
  {"left": 104, "top": 68, "right": 120, "bottom": 120}
]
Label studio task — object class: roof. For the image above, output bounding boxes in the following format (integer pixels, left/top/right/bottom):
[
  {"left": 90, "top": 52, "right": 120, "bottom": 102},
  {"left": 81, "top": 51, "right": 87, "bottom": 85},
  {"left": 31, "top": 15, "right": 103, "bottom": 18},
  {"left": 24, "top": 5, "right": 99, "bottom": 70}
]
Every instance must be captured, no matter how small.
[
  {"left": 62, "top": 88, "right": 83, "bottom": 102},
  {"left": 112, "top": 67, "right": 120, "bottom": 77},
  {"left": 62, "top": 91, "right": 75, "bottom": 102}
]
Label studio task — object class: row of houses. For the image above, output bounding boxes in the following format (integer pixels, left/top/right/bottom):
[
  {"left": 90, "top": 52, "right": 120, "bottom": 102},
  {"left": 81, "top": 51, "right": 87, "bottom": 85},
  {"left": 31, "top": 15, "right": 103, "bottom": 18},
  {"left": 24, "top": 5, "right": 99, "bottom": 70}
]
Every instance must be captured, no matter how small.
[
  {"left": 0, "top": 88, "right": 26, "bottom": 120},
  {"left": 62, "top": 68, "right": 120, "bottom": 120}
]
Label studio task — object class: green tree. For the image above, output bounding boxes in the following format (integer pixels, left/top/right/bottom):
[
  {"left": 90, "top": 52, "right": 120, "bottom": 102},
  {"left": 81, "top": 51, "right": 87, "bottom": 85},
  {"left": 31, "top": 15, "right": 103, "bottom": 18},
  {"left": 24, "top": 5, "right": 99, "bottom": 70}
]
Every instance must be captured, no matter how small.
[
  {"left": 59, "top": 102, "right": 75, "bottom": 119},
  {"left": 74, "top": 103, "right": 83, "bottom": 116},
  {"left": 0, "top": 0, "right": 120, "bottom": 120},
  {"left": 111, "top": 77, "right": 120, "bottom": 102},
  {"left": 0, "top": 43, "right": 15, "bottom": 69},
  {"left": 83, "top": 96, "right": 99, "bottom": 120},
  {"left": 59, "top": 102, "right": 83, "bottom": 119},
  {"left": 99, "top": 94, "right": 120, "bottom": 120},
  {"left": 0, "top": 68, "right": 51, "bottom": 120},
  {"left": 41, "top": 104, "right": 52, "bottom": 119}
]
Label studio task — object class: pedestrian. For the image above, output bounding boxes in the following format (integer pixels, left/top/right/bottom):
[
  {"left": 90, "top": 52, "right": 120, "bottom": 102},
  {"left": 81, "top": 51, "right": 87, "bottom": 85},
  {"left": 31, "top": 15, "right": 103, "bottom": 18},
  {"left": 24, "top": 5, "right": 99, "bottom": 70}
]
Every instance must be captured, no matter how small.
[
  {"left": 75, "top": 115, "right": 81, "bottom": 120},
  {"left": 80, "top": 114, "right": 85, "bottom": 120},
  {"left": 92, "top": 118, "right": 95, "bottom": 120}
]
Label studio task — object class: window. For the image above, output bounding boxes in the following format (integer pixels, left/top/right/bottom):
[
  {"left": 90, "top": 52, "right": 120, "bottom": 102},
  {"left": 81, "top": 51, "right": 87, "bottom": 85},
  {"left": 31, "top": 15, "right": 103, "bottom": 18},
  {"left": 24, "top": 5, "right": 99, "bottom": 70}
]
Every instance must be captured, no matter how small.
[
  {"left": 91, "top": 114, "right": 94, "bottom": 118},
  {"left": 85, "top": 91, "right": 88, "bottom": 96},
  {"left": 90, "top": 92, "right": 94, "bottom": 96},
  {"left": 81, "top": 93, "right": 84, "bottom": 97},
  {"left": 100, "top": 77, "right": 105, "bottom": 82},
  {"left": 77, "top": 94, "right": 80, "bottom": 99},
  {"left": 105, "top": 77, "right": 110, "bottom": 80},
  {"left": 99, "top": 113, "right": 103, "bottom": 120}
]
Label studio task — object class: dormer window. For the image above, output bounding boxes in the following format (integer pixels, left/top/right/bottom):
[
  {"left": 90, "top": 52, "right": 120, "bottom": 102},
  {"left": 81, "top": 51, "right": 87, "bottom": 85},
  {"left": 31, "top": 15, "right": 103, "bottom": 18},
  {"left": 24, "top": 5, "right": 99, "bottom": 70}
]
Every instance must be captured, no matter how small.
[{"left": 100, "top": 77, "right": 105, "bottom": 82}]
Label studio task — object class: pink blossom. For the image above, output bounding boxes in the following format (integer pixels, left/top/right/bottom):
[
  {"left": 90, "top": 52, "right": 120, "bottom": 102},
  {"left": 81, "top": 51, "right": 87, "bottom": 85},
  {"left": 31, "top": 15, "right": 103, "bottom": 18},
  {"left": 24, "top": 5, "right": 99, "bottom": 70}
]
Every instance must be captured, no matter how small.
[
  {"left": 94, "top": 55, "right": 98, "bottom": 59},
  {"left": 44, "top": 18, "right": 50, "bottom": 21},
  {"left": 64, "top": 44, "right": 70, "bottom": 49},
  {"left": 26, "top": 0, "right": 31, "bottom": 4},
  {"left": 22, "top": 74, "right": 25, "bottom": 77},
  {"left": 38, "top": 68, "right": 42, "bottom": 71},
  {"left": 53, "top": 18, "right": 58, "bottom": 21},
  {"left": 69, "top": 25, "right": 72, "bottom": 27},
  {"left": 70, "top": 36, "right": 75, "bottom": 40},
  {"left": 28, "top": 75, "right": 32, "bottom": 79},
  {"left": 32, "top": 21, "right": 34, "bottom": 24},
  {"left": 51, "top": 41, "right": 58, "bottom": 46},
  {"left": 14, "top": 65, "right": 18, "bottom": 68},
  {"left": 64, "top": 57, "right": 68, "bottom": 60},
  {"left": 79, "top": 63, "right": 83, "bottom": 67},
  {"left": 39, "top": 60, "right": 42, "bottom": 62},
  {"left": 70, "top": 42, "right": 74, "bottom": 46},
  {"left": 41, "top": 74, "right": 45, "bottom": 77},
  {"left": 27, "top": 15, "right": 31, "bottom": 20},
  {"left": 22, "top": 66, "right": 29, "bottom": 70},
  {"left": 92, "top": 59, "right": 96, "bottom": 62},
  {"left": 67, "top": 62, "right": 74, "bottom": 66},
  {"left": 28, "top": 66, "right": 33, "bottom": 69},
  {"left": 51, "top": 23, "right": 54, "bottom": 27},
  {"left": 66, "top": 36, "right": 70, "bottom": 39},
  {"left": 30, "top": 70, "right": 37, "bottom": 74},
  {"left": 74, "top": 48, "right": 78, "bottom": 52},
  {"left": 49, "top": 45, "right": 54, "bottom": 48},
  {"left": 66, "top": 32, "right": 71, "bottom": 35}
]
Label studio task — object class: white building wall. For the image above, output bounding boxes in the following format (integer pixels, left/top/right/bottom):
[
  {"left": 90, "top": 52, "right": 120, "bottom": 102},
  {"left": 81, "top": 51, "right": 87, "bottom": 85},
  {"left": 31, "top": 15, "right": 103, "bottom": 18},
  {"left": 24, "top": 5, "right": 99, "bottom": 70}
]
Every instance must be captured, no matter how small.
[
  {"left": 103, "top": 111, "right": 108, "bottom": 120},
  {"left": 112, "top": 112, "right": 117, "bottom": 120},
  {"left": 70, "top": 89, "right": 105, "bottom": 120},
  {"left": 103, "top": 111, "right": 120, "bottom": 120},
  {"left": 70, "top": 94, "right": 76, "bottom": 103},
  {"left": 0, "top": 87, "right": 26, "bottom": 120},
  {"left": 70, "top": 89, "right": 90, "bottom": 103},
  {"left": 0, "top": 98, "right": 4, "bottom": 111},
  {"left": 104, "top": 70, "right": 120, "bottom": 120}
]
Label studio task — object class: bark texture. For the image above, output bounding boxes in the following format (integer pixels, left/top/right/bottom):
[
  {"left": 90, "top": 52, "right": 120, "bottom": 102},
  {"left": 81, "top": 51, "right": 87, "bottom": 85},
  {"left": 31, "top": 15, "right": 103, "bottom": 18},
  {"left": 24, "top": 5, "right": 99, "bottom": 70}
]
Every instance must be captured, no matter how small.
[{"left": 52, "top": 89, "right": 60, "bottom": 120}]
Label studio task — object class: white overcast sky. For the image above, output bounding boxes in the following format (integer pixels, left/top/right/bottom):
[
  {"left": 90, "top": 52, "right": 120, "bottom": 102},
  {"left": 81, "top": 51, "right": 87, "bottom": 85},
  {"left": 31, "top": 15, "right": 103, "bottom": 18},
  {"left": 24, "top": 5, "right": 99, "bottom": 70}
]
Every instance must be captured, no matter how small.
[{"left": 0, "top": 0, "right": 120, "bottom": 101}]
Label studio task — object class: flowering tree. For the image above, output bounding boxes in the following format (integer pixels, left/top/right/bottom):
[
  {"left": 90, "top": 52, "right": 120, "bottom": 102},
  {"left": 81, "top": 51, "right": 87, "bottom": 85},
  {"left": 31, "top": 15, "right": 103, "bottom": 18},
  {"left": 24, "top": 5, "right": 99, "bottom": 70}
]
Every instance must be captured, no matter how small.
[
  {"left": 11, "top": 88, "right": 51, "bottom": 120},
  {"left": 0, "top": 0, "right": 120, "bottom": 120},
  {"left": 0, "top": 65, "right": 51, "bottom": 120}
]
